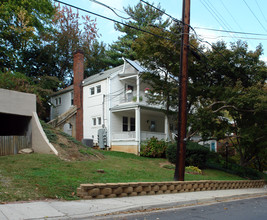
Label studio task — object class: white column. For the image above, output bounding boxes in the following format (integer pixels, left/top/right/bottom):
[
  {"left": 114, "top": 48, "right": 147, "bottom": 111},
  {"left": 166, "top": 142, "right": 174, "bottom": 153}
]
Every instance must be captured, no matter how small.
[
  {"left": 136, "top": 75, "right": 140, "bottom": 102},
  {"left": 135, "top": 107, "right": 141, "bottom": 153},
  {"left": 165, "top": 115, "right": 170, "bottom": 141}
]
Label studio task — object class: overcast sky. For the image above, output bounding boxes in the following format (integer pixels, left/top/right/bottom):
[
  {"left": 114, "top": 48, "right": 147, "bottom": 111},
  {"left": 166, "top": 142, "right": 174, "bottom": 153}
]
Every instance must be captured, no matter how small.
[{"left": 55, "top": 0, "right": 267, "bottom": 62}]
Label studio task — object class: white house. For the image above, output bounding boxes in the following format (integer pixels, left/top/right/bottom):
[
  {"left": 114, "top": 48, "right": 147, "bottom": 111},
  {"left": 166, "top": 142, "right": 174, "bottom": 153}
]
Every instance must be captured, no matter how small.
[{"left": 49, "top": 51, "right": 174, "bottom": 154}]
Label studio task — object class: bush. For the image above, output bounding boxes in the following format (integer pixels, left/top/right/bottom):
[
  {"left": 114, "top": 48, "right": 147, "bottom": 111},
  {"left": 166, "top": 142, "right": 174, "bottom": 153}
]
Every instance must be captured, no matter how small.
[
  {"left": 206, "top": 161, "right": 264, "bottom": 180},
  {"left": 206, "top": 152, "right": 265, "bottom": 180},
  {"left": 166, "top": 141, "right": 210, "bottom": 168},
  {"left": 140, "top": 137, "right": 168, "bottom": 158}
]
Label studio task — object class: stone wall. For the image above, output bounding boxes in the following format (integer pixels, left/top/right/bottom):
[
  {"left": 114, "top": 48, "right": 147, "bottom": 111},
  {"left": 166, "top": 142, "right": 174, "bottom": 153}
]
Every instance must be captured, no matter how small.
[{"left": 77, "top": 180, "right": 265, "bottom": 199}]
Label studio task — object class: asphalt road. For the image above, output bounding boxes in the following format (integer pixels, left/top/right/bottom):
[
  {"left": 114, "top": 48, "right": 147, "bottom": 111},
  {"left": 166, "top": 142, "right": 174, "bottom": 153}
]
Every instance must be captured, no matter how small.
[{"left": 103, "top": 196, "right": 267, "bottom": 220}]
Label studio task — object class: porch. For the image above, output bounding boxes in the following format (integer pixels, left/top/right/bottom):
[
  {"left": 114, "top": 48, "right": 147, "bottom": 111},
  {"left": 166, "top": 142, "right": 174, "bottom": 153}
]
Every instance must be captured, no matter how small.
[{"left": 109, "top": 107, "right": 170, "bottom": 154}]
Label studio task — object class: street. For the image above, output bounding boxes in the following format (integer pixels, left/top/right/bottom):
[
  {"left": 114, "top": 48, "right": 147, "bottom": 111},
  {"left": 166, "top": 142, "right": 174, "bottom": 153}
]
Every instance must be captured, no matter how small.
[{"left": 102, "top": 196, "right": 267, "bottom": 220}]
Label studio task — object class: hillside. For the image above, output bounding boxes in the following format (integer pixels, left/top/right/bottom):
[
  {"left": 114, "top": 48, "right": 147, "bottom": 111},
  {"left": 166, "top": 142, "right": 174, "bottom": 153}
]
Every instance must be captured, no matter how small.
[{"left": 40, "top": 121, "right": 104, "bottom": 161}]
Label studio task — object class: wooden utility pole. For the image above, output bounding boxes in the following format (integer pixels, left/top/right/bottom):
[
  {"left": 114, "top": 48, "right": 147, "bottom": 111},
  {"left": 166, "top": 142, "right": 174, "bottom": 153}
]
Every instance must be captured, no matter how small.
[{"left": 174, "top": 0, "right": 191, "bottom": 181}]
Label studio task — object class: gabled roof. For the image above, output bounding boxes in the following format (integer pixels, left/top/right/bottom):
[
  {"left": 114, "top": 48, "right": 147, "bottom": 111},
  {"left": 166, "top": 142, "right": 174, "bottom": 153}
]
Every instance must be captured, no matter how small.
[
  {"left": 51, "top": 59, "right": 144, "bottom": 97},
  {"left": 51, "top": 85, "right": 73, "bottom": 97},
  {"left": 83, "top": 64, "right": 123, "bottom": 86},
  {"left": 124, "top": 58, "right": 145, "bottom": 73}
]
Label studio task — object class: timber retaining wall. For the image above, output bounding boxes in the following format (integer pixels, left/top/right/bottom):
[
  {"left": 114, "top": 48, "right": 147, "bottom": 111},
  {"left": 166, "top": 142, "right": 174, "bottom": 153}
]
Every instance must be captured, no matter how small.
[{"left": 77, "top": 180, "right": 265, "bottom": 199}]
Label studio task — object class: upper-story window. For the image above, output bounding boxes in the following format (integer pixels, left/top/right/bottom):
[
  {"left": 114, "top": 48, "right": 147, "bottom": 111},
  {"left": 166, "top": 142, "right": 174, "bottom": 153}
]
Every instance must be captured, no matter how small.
[
  {"left": 92, "top": 118, "right": 96, "bottom": 126},
  {"left": 90, "top": 87, "right": 95, "bottom": 95},
  {"left": 90, "top": 85, "right": 101, "bottom": 95},
  {"left": 55, "top": 97, "right": 61, "bottom": 106},
  {"left": 97, "top": 117, "right": 101, "bottom": 125},
  {"left": 97, "top": 85, "right": 101, "bottom": 93}
]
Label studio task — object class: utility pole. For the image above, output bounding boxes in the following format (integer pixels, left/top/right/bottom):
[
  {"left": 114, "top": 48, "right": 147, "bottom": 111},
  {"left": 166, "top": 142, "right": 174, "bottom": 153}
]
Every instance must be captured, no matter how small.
[{"left": 174, "top": 0, "right": 191, "bottom": 181}]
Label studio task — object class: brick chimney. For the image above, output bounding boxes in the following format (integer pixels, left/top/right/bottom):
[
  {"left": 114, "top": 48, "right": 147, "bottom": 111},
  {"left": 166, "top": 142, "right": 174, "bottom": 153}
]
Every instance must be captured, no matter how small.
[{"left": 73, "top": 50, "right": 84, "bottom": 141}]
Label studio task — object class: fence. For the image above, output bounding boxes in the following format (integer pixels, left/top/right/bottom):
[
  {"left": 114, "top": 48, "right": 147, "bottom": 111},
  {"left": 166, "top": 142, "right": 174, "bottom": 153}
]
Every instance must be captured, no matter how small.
[{"left": 0, "top": 136, "right": 30, "bottom": 156}]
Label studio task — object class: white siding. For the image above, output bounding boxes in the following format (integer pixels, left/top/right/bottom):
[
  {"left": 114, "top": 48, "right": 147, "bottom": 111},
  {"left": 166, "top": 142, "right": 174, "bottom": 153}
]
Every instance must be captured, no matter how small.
[
  {"left": 83, "top": 80, "right": 108, "bottom": 143},
  {"left": 50, "top": 91, "right": 72, "bottom": 120}
]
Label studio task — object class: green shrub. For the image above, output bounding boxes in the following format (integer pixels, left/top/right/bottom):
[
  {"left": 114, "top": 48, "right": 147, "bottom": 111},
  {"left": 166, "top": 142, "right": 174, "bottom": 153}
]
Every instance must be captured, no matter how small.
[
  {"left": 206, "top": 161, "right": 264, "bottom": 180},
  {"left": 185, "top": 166, "right": 202, "bottom": 174},
  {"left": 140, "top": 137, "right": 168, "bottom": 158},
  {"left": 206, "top": 152, "right": 265, "bottom": 180},
  {"left": 166, "top": 141, "right": 210, "bottom": 168}
]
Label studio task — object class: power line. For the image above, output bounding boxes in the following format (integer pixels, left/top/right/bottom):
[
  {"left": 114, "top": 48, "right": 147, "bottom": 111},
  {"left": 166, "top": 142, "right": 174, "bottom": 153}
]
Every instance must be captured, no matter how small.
[
  {"left": 242, "top": 0, "right": 267, "bottom": 32},
  {"left": 218, "top": 0, "right": 253, "bottom": 47},
  {"left": 88, "top": 0, "right": 131, "bottom": 20},
  {"left": 194, "top": 26, "right": 267, "bottom": 36},
  {"left": 200, "top": 0, "right": 236, "bottom": 41},
  {"left": 255, "top": 0, "right": 267, "bottom": 24},
  {"left": 205, "top": 0, "right": 235, "bottom": 34},
  {"left": 199, "top": 35, "right": 267, "bottom": 41},
  {"left": 54, "top": 0, "right": 176, "bottom": 43},
  {"left": 140, "top": 0, "right": 182, "bottom": 25}
]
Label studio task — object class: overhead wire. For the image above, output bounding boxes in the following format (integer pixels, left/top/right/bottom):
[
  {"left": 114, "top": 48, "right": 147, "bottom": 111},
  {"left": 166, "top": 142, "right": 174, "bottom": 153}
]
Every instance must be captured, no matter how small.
[
  {"left": 54, "top": 0, "right": 261, "bottom": 76},
  {"left": 140, "top": 0, "right": 182, "bottom": 25},
  {"left": 199, "top": 0, "right": 237, "bottom": 41},
  {"left": 242, "top": 0, "right": 267, "bottom": 32},
  {"left": 88, "top": 0, "right": 131, "bottom": 20},
  {"left": 54, "top": 0, "right": 176, "bottom": 43},
  {"left": 194, "top": 26, "right": 267, "bottom": 36},
  {"left": 255, "top": 0, "right": 267, "bottom": 24}
]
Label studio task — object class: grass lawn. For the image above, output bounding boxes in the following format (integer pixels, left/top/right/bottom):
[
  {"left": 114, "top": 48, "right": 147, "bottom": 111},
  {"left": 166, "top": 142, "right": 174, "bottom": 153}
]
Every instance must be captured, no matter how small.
[{"left": 0, "top": 151, "right": 245, "bottom": 203}]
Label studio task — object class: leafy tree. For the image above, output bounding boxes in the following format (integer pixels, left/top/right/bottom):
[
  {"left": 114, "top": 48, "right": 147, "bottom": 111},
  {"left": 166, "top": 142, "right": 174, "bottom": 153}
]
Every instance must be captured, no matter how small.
[
  {"left": 0, "top": 0, "right": 55, "bottom": 72},
  {"left": 106, "top": 2, "right": 170, "bottom": 67},
  {"left": 189, "top": 41, "right": 267, "bottom": 170},
  {"left": 52, "top": 4, "right": 99, "bottom": 83},
  {"left": 0, "top": 71, "right": 61, "bottom": 119},
  {"left": 133, "top": 22, "right": 202, "bottom": 139}
]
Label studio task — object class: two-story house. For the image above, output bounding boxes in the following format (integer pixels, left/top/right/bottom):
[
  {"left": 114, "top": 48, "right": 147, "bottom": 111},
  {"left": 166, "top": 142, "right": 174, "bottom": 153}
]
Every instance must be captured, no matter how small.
[{"left": 49, "top": 51, "right": 173, "bottom": 154}]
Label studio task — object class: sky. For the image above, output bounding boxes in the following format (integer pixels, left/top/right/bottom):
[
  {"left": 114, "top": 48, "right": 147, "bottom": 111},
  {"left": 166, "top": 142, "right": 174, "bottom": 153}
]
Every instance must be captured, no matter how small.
[{"left": 54, "top": 0, "right": 267, "bottom": 62}]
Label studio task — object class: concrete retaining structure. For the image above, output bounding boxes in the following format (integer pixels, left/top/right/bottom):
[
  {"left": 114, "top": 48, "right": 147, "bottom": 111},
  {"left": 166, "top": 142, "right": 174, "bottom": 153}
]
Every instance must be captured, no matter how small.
[{"left": 77, "top": 180, "right": 265, "bottom": 199}]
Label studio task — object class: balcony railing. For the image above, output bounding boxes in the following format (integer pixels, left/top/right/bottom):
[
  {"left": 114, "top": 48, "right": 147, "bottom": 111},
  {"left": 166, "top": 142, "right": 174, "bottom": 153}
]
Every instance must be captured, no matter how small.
[
  {"left": 112, "top": 131, "right": 166, "bottom": 141},
  {"left": 141, "top": 131, "right": 166, "bottom": 141}
]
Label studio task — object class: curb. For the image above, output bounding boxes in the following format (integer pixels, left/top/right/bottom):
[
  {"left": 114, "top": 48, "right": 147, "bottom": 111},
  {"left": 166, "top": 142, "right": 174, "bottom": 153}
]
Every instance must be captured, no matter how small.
[{"left": 63, "top": 192, "right": 267, "bottom": 220}]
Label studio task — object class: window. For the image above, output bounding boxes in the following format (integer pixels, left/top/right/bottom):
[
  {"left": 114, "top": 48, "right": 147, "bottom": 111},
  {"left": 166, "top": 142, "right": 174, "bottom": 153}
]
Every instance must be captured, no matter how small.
[
  {"left": 97, "top": 85, "right": 101, "bottom": 93},
  {"left": 130, "top": 117, "right": 135, "bottom": 131},
  {"left": 123, "top": 117, "right": 128, "bottom": 131},
  {"left": 97, "top": 117, "right": 101, "bottom": 125},
  {"left": 90, "top": 87, "right": 95, "bottom": 95},
  {"left": 55, "top": 97, "right": 61, "bottom": 106},
  {"left": 71, "top": 92, "right": 74, "bottom": 105},
  {"left": 92, "top": 118, "right": 96, "bottom": 126}
]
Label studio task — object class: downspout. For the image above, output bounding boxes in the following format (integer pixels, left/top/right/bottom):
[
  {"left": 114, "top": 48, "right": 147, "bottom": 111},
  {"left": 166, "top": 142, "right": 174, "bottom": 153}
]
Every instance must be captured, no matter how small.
[
  {"left": 102, "top": 94, "right": 105, "bottom": 127},
  {"left": 107, "top": 77, "right": 111, "bottom": 148}
]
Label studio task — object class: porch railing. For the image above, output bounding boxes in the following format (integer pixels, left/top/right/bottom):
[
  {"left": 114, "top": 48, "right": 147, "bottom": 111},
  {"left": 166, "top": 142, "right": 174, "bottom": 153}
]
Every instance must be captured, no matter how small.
[
  {"left": 112, "top": 131, "right": 166, "bottom": 141},
  {"left": 141, "top": 131, "right": 166, "bottom": 141},
  {"left": 112, "top": 132, "right": 136, "bottom": 140}
]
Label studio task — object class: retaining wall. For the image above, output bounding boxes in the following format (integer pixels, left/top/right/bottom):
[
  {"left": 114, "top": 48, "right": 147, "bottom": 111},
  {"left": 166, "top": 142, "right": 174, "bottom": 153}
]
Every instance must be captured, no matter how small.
[{"left": 77, "top": 180, "right": 265, "bottom": 199}]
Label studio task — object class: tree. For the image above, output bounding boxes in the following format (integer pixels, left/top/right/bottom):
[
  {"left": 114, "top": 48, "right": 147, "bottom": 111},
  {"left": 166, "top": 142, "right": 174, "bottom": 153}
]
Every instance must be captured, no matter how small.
[
  {"left": 0, "top": 71, "right": 61, "bottom": 119},
  {"left": 0, "top": 0, "right": 55, "bottom": 73},
  {"left": 133, "top": 22, "right": 202, "bottom": 140},
  {"left": 106, "top": 2, "right": 170, "bottom": 67},
  {"left": 52, "top": 4, "right": 99, "bottom": 83},
  {"left": 189, "top": 41, "right": 267, "bottom": 170}
]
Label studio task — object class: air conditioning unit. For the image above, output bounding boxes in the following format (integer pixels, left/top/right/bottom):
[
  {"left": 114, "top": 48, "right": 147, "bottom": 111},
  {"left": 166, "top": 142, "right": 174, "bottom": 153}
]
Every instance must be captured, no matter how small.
[{"left": 82, "top": 139, "right": 93, "bottom": 148}]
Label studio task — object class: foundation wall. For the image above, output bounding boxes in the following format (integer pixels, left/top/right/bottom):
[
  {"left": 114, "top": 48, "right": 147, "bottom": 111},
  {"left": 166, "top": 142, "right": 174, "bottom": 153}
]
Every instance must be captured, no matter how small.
[{"left": 111, "top": 145, "right": 139, "bottom": 155}]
